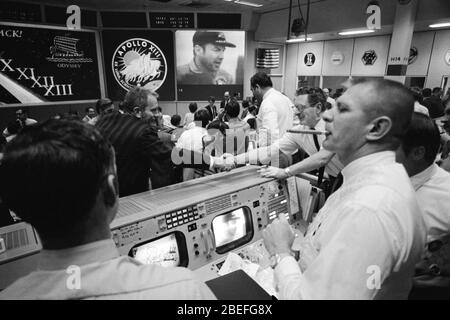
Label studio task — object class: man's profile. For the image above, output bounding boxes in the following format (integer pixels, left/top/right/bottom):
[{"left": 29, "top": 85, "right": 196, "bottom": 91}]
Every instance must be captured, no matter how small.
[{"left": 177, "top": 31, "right": 236, "bottom": 85}]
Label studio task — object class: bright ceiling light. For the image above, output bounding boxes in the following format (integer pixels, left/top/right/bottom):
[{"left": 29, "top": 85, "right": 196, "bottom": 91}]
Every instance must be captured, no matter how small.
[
  {"left": 338, "top": 29, "right": 376, "bottom": 36},
  {"left": 286, "top": 37, "right": 312, "bottom": 43},
  {"left": 429, "top": 23, "right": 450, "bottom": 28},
  {"left": 234, "top": 0, "right": 263, "bottom": 7}
]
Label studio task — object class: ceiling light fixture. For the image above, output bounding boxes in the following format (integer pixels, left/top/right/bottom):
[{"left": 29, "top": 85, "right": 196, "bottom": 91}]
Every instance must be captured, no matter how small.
[
  {"left": 429, "top": 23, "right": 450, "bottom": 28},
  {"left": 286, "top": 37, "right": 312, "bottom": 43},
  {"left": 338, "top": 29, "right": 375, "bottom": 36},
  {"left": 233, "top": 0, "right": 263, "bottom": 8}
]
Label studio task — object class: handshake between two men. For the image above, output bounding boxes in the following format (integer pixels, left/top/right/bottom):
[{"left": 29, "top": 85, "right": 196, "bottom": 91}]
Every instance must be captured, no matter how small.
[{"left": 211, "top": 152, "right": 292, "bottom": 180}]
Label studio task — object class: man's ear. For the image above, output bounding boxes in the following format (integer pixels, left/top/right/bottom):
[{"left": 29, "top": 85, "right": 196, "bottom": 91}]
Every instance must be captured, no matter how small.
[
  {"left": 366, "top": 116, "right": 392, "bottom": 141},
  {"left": 103, "top": 174, "right": 118, "bottom": 207},
  {"left": 315, "top": 103, "right": 322, "bottom": 117},
  {"left": 194, "top": 44, "right": 203, "bottom": 55}
]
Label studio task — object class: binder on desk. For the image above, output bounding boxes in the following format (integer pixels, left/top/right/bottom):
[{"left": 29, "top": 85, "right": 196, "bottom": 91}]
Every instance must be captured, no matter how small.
[{"left": 206, "top": 269, "right": 274, "bottom": 300}]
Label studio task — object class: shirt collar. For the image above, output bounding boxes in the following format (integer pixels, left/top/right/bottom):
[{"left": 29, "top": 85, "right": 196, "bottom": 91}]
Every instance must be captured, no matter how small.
[
  {"left": 191, "top": 125, "right": 207, "bottom": 132},
  {"left": 263, "top": 88, "right": 275, "bottom": 100},
  {"left": 38, "top": 239, "right": 119, "bottom": 271},
  {"left": 313, "top": 118, "right": 325, "bottom": 130},
  {"left": 188, "top": 59, "right": 203, "bottom": 74},
  {"left": 341, "top": 151, "right": 396, "bottom": 182},
  {"left": 410, "top": 163, "right": 437, "bottom": 191}
]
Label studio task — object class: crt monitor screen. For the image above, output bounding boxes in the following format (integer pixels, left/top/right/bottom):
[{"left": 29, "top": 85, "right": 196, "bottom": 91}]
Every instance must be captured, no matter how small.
[
  {"left": 212, "top": 207, "right": 253, "bottom": 254},
  {"left": 129, "top": 233, "right": 183, "bottom": 267}
]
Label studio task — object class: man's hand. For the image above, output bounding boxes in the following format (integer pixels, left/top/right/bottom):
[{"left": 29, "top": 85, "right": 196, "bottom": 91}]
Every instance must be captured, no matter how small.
[
  {"left": 258, "top": 165, "right": 289, "bottom": 179},
  {"left": 262, "top": 213, "right": 295, "bottom": 256},
  {"left": 212, "top": 154, "right": 236, "bottom": 171}
]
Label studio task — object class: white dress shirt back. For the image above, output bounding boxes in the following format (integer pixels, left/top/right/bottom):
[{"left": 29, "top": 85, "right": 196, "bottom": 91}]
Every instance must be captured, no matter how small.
[
  {"left": 257, "top": 88, "right": 294, "bottom": 147},
  {"left": 0, "top": 239, "right": 216, "bottom": 300},
  {"left": 410, "top": 164, "right": 450, "bottom": 244}
]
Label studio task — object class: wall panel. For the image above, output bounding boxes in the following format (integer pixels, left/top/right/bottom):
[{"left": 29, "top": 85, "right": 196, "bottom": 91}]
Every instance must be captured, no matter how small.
[
  {"left": 322, "top": 39, "right": 354, "bottom": 75},
  {"left": 351, "top": 35, "right": 390, "bottom": 76}
]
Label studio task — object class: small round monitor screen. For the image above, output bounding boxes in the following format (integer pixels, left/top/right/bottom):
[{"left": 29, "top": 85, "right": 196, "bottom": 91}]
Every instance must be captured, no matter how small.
[
  {"left": 212, "top": 208, "right": 247, "bottom": 247},
  {"left": 131, "top": 233, "right": 180, "bottom": 267}
]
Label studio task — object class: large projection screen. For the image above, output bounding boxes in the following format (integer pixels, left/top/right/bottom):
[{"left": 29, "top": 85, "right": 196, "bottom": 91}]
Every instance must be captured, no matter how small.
[
  {"left": 102, "top": 29, "right": 175, "bottom": 102},
  {"left": 0, "top": 22, "right": 103, "bottom": 105},
  {"left": 176, "top": 30, "right": 245, "bottom": 101}
]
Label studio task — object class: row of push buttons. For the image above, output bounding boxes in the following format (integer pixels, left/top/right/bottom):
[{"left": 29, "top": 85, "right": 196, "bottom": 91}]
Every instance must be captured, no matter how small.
[{"left": 165, "top": 206, "right": 199, "bottom": 229}]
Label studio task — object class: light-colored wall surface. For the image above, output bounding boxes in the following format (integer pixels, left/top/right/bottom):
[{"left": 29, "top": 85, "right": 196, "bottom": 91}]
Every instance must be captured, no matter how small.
[
  {"left": 407, "top": 31, "right": 434, "bottom": 76},
  {"left": 284, "top": 43, "right": 299, "bottom": 99},
  {"left": 282, "top": 29, "right": 450, "bottom": 94},
  {"left": 296, "top": 41, "right": 324, "bottom": 76},
  {"left": 427, "top": 29, "right": 450, "bottom": 88},
  {"left": 351, "top": 35, "right": 390, "bottom": 76},
  {"left": 322, "top": 39, "right": 354, "bottom": 76}
]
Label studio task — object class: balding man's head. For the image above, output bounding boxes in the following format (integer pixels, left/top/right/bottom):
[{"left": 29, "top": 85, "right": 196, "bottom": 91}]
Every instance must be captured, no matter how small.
[
  {"left": 350, "top": 79, "right": 414, "bottom": 141},
  {"left": 322, "top": 79, "right": 414, "bottom": 165}
]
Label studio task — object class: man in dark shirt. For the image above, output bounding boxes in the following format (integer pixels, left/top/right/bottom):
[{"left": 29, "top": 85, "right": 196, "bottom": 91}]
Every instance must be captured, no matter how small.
[
  {"left": 205, "top": 96, "right": 218, "bottom": 122},
  {"left": 423, "top": 87, "right": 445, "bottom": 119},
  {"left": 96, "top": 88, "right": 172, "bottom": 197}
]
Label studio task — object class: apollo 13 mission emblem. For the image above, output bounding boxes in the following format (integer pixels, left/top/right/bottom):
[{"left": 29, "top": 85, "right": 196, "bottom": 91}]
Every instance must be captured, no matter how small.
[{"left": 112, "top": 38, "right": 167, "bottom": 91}]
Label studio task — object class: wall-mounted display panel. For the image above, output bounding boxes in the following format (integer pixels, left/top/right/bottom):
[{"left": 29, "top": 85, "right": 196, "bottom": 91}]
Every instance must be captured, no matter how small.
[
  {"left": 351, "top": 35, "right": 390, "bottom": 76},
  {"left": 297, "top": 41, "right": 324, "bottom": 76},
  {"left": 102, "top": 29, "right": 175, "bottom": 101},
  {"left": 176, "top": 30, "right": 245, "bottom": 101},
  {"left": 197, "top": 13, "right": 241, "bottom": 30},
  {"left": 149, "top": 12, "right": 194, "bottom": 29},
  {"left": 0, "top": 22, "right": 102, "bottom": 105},
  {"left": 101, "top": 11, "right": 147, "bottom": 28},
  {"left": 322, "top": 39, "right": 354, "bottom": 76},
  {"left": 0, "top": 1, "right": 41, "bottom": 23}
]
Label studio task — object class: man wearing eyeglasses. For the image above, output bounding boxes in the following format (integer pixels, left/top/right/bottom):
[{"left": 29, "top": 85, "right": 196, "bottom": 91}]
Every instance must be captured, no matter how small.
[
  {"left": 258, "top": 92, "right": 343, "bottom": 184},
  {"left": 218, "top": 92, "right": 343, "bottom": 194}
]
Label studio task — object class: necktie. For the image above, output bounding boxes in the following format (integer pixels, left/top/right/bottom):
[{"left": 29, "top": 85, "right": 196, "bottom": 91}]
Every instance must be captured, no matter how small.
[{"left": 311, "top": 127, "right": 325, "bottom": 185}]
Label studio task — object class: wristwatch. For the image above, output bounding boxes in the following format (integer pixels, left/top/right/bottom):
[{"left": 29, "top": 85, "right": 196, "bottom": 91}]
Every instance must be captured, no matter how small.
[{"left": 284, "top": 167, "right": 292, "bottom": 178}]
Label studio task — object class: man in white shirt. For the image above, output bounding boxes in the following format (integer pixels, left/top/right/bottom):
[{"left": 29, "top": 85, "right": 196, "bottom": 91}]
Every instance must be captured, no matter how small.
[
  {"left": 250, "top": 72, "right": 294, "bottom": 146},
  {"left": 322, "top": 88, "right": 336, "bottom": 109},
  {"left": 176, "top": 109, "right": 210, "bottom": 180},
  {"left": 222, "top": 92, "right": 343, "bottom": 183},
  {"left": 3, "top": 108, "right": 37, "bottom": 137},
  {"left": 256, "top": 92, "right": 343, "bottom": 182},
  {"left": 262, "top": 79, "right": 426, "bottom": 299},
  {"left": 397, "top": 112, "right": 450, "bottom": 244},
  {"left": 410, "top": 87, "right": 429, "bottom": 116},
  {"left": 0, "top": 120, "right": 215, "bottom": 300},
  {"left": 396, "top": 112, "right": 450, "bottom": 296}
]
